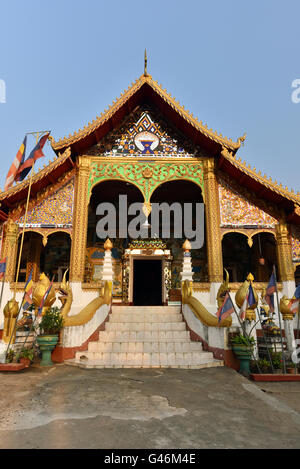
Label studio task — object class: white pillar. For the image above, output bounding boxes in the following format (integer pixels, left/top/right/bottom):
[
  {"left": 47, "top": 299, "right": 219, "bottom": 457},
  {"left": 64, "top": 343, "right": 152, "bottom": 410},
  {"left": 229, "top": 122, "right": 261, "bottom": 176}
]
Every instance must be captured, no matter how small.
[
  {"left": 102, "top": 239, "right": 114, "bottom": 282},
  {"left": 181, "top": 240, "right": 194, "bottom": 283}
]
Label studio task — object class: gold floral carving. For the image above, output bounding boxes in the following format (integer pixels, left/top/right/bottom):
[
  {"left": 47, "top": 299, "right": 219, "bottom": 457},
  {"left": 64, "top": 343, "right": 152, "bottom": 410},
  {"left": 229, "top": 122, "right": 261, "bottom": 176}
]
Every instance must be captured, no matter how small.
[
  {"left": 88, "top": 159, "right": 205, "bottom": 205},
  {"left": 10, "top": 171, "right": 75, "bottom": 222}
]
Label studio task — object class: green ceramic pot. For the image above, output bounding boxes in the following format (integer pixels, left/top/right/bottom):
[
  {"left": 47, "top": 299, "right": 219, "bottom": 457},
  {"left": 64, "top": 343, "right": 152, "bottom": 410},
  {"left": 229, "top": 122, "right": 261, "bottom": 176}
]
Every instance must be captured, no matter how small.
[
  {"left": 232, "top": 344, "right": 253, "bottom": 376},
  {"left": 36, "top": 335, "right": 59, "bottom": 366}
]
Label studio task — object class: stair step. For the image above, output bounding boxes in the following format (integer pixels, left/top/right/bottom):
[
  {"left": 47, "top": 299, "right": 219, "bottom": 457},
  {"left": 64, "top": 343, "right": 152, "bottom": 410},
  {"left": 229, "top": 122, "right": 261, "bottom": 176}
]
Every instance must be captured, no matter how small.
[
  {"left": 75, "top": 351, "right": 214, "bottom": 366},
  {"left": 65, "top": 305, "right": 222, "bottom": 370},
  {"left": 87, "top": 341, "right": 203, "bottom": 353},
  {"left": 105, "top": 322, "right": 186, "bottom": 332},
  {"left": 111, "top": 306, "right": 181, "bottom": 314},
  {"left": 109, "top": 313, "right": 183, "bottom": 323},
  {"left": 98, "top": 330, "right": 191, "bottom": 341},
  {"left": 65, "top": 359, "right": 224, "bottom": 369}
]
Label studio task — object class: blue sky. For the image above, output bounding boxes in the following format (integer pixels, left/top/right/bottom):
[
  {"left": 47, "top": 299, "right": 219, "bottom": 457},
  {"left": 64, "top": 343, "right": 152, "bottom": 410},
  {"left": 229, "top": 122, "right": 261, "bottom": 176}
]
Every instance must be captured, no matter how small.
[{"left": 0, "top": 0, "right": 299, "bottom": 192}]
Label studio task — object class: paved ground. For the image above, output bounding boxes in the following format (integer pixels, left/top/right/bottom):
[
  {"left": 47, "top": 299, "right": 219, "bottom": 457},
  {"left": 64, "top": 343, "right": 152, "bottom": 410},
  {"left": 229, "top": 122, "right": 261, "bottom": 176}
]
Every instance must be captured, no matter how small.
[{"left": 0, "top": 365, "right": 300, "bottom": 449}]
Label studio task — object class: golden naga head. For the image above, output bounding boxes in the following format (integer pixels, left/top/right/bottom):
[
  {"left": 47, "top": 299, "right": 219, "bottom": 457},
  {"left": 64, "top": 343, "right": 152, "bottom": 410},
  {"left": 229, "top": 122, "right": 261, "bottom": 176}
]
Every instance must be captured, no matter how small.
[
  {"left": 3, "top": 298, "right": 19, "bottom": 318},
  {"left": 280, "top": 295, "right": 296, "bottom": 321},
  {"left": 32, "top": 273, "right": 56, "bottom": 311},
  {"left": 217, "top": 269, "right": 230, "bottom": 309},
  {"left": 59, "top": 269, "right": 71, "bottom": 306},
  {"left": 182, "top": 279, "right": 193, "bottom": 303}
]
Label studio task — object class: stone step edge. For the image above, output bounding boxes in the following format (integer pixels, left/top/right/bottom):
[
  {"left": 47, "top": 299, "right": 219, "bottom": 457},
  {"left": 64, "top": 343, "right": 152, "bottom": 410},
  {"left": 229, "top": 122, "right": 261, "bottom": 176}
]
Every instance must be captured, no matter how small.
[{"left": 65, "top": 360, "right": 224, "bottom": 370}]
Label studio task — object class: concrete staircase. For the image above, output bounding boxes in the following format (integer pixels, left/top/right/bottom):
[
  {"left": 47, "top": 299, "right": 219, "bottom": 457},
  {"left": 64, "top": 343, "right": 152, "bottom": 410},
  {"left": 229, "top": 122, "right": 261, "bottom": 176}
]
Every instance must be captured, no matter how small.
[{"left": 65, "top": 306, "right": 223, "bottom": 369}]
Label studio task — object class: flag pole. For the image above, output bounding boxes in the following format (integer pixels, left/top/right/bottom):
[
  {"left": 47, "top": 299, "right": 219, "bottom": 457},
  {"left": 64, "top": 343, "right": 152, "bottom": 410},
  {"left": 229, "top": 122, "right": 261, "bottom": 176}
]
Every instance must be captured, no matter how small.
[
  {"left": 273, "top": 265, "right": 287, "bottom": 374},
  {"left": 0, "top": 261, "right": 7, "bottom": 312},
  {"left": 13, "top": 132, "right": 39, "bottom": 297}
]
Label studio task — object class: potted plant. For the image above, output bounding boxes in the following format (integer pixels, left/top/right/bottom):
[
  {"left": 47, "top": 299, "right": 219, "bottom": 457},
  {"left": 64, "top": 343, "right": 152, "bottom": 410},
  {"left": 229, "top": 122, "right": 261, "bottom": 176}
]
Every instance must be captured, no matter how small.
[
  {"left": 286, "top": 361, "right": 298, "bottom": 374},
  {"left": 5, "top": 348, "right": 15, "bottom": 364},
  {"left": 230, "top": 333, "right": 256, "bottom": 376},
  {"left": 36, "top": 307, "right": 64, "bottom": 366},
  {"left": 270, "top": 352, "right": 283, "bottom": 374},
  {"left": 18, "top": 348, "right": 34, "bottom": 367}
]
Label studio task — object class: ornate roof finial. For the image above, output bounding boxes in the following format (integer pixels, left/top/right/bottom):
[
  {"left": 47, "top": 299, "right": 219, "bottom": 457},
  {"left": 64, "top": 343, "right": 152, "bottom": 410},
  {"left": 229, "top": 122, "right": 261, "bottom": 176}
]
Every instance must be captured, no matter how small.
[{"left": 144, "top": 49, "right": 148, "bottom": 76}]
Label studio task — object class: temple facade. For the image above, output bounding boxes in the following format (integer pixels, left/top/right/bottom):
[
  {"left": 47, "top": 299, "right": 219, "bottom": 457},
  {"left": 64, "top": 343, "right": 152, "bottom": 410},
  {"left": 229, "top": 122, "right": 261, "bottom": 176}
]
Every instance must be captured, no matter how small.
[{"left": 1, "top": 70, "right": 300, "bottom": 367}]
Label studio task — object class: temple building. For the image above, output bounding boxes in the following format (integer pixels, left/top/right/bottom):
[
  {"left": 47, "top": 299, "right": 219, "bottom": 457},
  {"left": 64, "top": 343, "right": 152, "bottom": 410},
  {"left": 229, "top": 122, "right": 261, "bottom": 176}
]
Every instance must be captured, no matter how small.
[{"left": 0, "top": 65, "right": 300, "bottom": 368}]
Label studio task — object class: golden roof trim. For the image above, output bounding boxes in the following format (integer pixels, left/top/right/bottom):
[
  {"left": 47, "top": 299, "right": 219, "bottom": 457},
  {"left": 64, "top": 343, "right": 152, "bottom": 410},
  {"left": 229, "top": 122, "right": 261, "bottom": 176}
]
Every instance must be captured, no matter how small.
[
  {"left": 51, "top": 75, "right": 244, "bottom": 152},
  {"left": 221, "top": 147, "right": 300, "bottom": 205},
  {"left": 0, "top": 147, "right": 72, "bottom": 201}
]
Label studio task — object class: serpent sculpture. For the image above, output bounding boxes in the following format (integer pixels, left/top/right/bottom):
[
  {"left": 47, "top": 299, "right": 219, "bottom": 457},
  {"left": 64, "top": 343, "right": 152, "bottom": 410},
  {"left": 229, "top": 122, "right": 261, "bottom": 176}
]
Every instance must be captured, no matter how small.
[
  {"left": 182, "top": 278, "right": 232, "bottom": 327},
  {"left": 58, "top": 270, "right": 112, "bottom": 327}
]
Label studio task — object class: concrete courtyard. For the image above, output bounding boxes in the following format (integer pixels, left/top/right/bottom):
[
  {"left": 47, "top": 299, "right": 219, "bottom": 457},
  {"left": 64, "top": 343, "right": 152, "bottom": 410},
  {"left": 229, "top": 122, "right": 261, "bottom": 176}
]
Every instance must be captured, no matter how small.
[{"left": 0, "top": 365, "right": 300, "bottom": 449}]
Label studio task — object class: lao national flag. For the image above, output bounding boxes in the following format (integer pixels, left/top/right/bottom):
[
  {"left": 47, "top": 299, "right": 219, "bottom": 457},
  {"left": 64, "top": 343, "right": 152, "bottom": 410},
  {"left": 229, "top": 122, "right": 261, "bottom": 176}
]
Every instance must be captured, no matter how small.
[
  {"left": 0, "top": 258, "right": 6, "bottom": 279},
  {"left": 265, "top": 272, "right": 276, "bottom": 313},
  {"left": 217, "top": 293, "right": 235, "bottom": 323},
  {"left": 4, "top": 136, "right": 27, "bottom": 190},
  {"left": 38, "top": 280, "right": 53, "bottom": 316},
  {"left": 16, "top": 133, "right": 49, "bottom": 182}
]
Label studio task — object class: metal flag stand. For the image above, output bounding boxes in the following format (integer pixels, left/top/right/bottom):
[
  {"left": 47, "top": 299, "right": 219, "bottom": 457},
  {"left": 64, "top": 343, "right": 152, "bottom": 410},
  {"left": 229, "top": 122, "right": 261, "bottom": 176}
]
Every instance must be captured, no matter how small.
[
  {"left": 273, "top": 265, "right": 287, "bottom": 374},
  {"left": 255, "top": 304, "right": 275, "bottom": 374}
]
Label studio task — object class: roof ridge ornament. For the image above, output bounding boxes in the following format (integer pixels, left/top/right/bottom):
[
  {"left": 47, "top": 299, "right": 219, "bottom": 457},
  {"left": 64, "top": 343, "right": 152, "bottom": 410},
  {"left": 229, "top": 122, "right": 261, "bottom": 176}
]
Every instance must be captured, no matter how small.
[{"left": 144, "top": 49, "right": 148, "bottom": 77}]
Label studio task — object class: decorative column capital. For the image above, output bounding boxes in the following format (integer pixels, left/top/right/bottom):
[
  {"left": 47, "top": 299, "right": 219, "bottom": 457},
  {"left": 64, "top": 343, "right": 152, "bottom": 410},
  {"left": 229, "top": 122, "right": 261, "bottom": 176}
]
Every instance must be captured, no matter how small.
[
  {"left": 77, "top": 157, "right": 91, "bottom": 175},
  {"left": 4, "top": 218, "right": 19, "bottom": 241}
]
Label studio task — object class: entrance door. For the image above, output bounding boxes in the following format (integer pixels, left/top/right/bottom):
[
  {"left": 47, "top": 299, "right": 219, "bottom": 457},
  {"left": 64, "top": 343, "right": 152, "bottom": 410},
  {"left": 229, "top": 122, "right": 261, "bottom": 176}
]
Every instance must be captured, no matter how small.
[{"left": 133, "top": 259, "right": 163, "bottom": 306}]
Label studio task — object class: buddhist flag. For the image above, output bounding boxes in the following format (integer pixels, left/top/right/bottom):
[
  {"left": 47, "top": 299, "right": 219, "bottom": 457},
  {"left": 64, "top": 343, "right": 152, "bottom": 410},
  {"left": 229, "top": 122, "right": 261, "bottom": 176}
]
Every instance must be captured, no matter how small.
[
  {"left": 16, "top": 133, "right": 49, "bottom": 182},
  {"left": 0, "top": 258, "right": 6, "bottom": 280},
  {"left": 217, "top": 293, "right": 235, "bottom": 324},
  {"left": 4, "top": 136, "right": 27, "bottom": 190},
  {"left": 265, "top": 272, "right": 276, "bottom": 313}
]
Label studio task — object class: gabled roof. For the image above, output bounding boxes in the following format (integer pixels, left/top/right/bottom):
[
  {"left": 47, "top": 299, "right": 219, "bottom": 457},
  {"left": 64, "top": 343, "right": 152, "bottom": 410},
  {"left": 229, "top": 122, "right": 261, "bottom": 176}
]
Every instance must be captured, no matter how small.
[
  {"left": 1, "top": 71, "right": 299, "bottom": 225},
  {"left": 0, "top": 147, "right": 74, "bottom": 217},
  {"left": 219, "top": 147, "right": 300, "bottom": 223},
  {"left": 50, "top": 74, "right": 246, "bottom": 156}
]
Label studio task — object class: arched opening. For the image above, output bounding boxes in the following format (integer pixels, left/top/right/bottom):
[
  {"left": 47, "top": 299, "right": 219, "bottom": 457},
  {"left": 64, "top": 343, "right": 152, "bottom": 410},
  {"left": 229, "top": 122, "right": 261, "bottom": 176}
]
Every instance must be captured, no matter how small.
[
  {"left": 150, "top": 180, "right": 207, "bottom": 288},
  {"left": 222, "top": 233, "right": 251, "bottom": 282},
  {"left": 40, "top": 232, "right": 71, "bottom": 282},
  {"left": 86, "top": 180, "right": 145, "bottom": 297},
  {"left": 15, "top": 231, "right": 43, "bottom": 282},
  {"left": 251, "top": 232, "right": 278, "bottom": 281},
  {"left": 294, "top": 265, "right": 300, "bottom": 286},
  {"left": 222, "top": 231, "right": 279, "bottom": 283}
]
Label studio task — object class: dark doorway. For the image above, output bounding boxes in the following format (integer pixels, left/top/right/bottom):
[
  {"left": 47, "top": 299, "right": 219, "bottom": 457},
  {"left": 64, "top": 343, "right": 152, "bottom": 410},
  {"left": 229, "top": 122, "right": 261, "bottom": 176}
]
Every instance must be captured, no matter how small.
[{"left": 133, "top": 259, "right": 163, "bottom": 306}]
